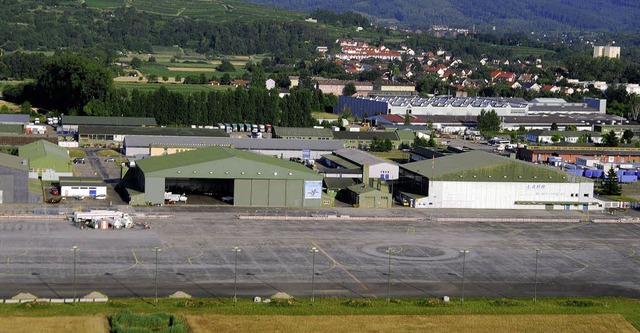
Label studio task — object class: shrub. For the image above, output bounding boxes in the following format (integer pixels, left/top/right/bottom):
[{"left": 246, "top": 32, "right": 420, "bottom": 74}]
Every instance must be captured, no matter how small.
[
  {"left": 415, "top": 298, "right": 451, "bottom": 307},
  {"left": 488, "top": 299, "right": 521, "bottom": 306},
  {"left": 110, "top": 310, "right": 185, "bottom": 333},
  {"left": 176, "top": 300, "right": 223, "bottom": 308},
  {"left": 558, "top": 300, "right": 599, "bottom": 307},
  {"left": 342, "top": 299, "right": 372, "bottom": 307}
]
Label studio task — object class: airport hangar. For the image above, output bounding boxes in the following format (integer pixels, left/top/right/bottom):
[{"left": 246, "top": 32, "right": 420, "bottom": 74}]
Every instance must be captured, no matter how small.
[
  {"left": 132, "top": 146, "right": 323, "bottom": 207},
  {"left": 397, "top": 150, "right": 602, "bottom": 210}
]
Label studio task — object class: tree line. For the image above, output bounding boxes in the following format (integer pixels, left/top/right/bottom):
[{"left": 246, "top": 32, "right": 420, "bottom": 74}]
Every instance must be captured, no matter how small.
[{"left": 1, "top": 53, "right": 336, "bottom": 127}]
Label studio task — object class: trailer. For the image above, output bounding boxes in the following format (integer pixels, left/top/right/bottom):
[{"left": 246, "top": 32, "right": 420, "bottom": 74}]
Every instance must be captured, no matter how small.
[{"left": 73, "top": 210, "right": 132, "bottom": 223}]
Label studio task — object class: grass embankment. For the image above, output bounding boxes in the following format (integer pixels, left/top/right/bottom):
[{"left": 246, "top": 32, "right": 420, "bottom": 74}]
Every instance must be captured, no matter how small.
[
  {"left": 68, "top": 149, "right": 86, "bottom": 158},
  {"left": 0, "top": 297, "right": 639, "bottom": 331}
]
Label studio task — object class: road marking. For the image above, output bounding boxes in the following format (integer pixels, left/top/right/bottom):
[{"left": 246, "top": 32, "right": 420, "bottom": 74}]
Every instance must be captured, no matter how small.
[
  {"left": 311, "top": 241, "right": 377, "bottom": 298},
  {"left": 407, "top": 227, "right": 415, "bottom": 235},
  {"left": 188, "top": 251, "right": 203, "bottom": 265}
]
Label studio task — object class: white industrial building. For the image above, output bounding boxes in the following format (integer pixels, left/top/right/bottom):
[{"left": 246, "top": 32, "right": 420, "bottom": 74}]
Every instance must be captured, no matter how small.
[
  {"left": 59, "top": 177, "right": 107, "bottom": 199},
  {"left": 331, "top": 148, "right": 399, "bottom": 180},
  {"left": 398, "top": 151, "right": 602, "bottom": 210}
]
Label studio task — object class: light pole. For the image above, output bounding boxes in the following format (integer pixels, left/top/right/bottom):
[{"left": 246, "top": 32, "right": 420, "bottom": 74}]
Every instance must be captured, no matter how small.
[
  {"left": 460, "top": 249, "right": 469, "bottom": 305},
  {"left": 72, "top": 245, "right": 78, "bottom": 304},
  {"left": 310, "top": 247, "right": 319, "bottom": 305},
  {"left": 153, "top": 247, "right": 162, "bottom": 307},
  {"left": 232, "top": 246, "right": 242, "bottom": 306},
  {"left": 534, "top": 248, "right": 540, "bottom": 304},
  {"left": 386, "top": 247, "right": 393, "bottom": 304}
]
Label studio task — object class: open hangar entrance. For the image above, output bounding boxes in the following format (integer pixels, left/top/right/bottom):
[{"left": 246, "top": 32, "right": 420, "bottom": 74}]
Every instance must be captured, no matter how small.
[{"left": 165, "top": 177, "right": 234, "bottom": 204}]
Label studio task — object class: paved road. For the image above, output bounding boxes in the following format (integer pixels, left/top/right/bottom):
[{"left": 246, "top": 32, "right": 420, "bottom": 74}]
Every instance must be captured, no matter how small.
[{"left": 0, "top": 208, "right": 638, "bottom": 301}]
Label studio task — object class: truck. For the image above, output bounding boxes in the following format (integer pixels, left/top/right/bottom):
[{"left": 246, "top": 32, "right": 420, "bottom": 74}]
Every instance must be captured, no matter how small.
[
  {"left": 73, "top": 210, "right": 134, "bottom": 229},
  {"left": 164, "top": 192, "right": 187, "bottom": 203}
]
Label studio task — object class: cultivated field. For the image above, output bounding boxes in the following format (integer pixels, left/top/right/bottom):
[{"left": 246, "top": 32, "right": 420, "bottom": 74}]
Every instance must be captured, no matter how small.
[
  {"left": 0, "top": 316, "right": 108, "bottom": 333},
  {"left": 186, "top": 314, "right": 637, "bottom": 333},
  {"left": 113, "top": 81, "right": 231, "bottom": 94}
]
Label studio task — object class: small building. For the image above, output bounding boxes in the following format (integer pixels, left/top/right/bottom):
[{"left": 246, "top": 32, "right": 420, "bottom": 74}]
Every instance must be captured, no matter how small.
[
  {"left": 332, "top": 148, "right": 399, "bottom": 180},
  {"left": 19, "top": 140, "right": 72, "bottom": 179},
  {"left": 58, "top": 177, "right": 107, "bottom": 198},
  {"left": 77, "top": 126, "right": 229, "bottom": 144},
  {"left": 0, "top": 152, "right": 29, "bottom": 204},
  {"left": 517, "top": 145, "right": 640, "bottom": 164},
  {"left": 346, "top": 183, "right": 393, "bottom": 208}
]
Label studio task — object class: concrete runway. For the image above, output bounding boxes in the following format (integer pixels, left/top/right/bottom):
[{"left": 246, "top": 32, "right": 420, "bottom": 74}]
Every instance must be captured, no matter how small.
[{"left": 0, "top": 209, "right": 639, "bottom": 300}]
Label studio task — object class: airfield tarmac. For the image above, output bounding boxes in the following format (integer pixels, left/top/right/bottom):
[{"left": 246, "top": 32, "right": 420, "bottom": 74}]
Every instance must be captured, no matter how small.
[{"left": 0, "top": 207, "right": 638, "bottom": 300}]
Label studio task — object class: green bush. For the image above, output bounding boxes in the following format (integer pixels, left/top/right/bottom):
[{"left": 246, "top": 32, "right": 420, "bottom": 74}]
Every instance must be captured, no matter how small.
[
  {"left": 176, "top": 299, "right": 223, "bottom": 308},
  {"left": 488, "top": 299, "right": 521, "bottom": 306},
  {"left": 558, "top": 300, "right": 599, "bottom": 307},
  {"left": 415, "top": 298, "right": 452, "bottom": 307},
  {"left": 342, "top": 299, "right": 372, "bottom": 307},
  {"left": 110, "top": 310, "right": 185, "bottom": 333}
]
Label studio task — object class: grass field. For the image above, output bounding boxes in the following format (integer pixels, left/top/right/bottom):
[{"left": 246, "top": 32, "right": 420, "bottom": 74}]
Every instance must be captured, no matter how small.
[
  {"left": 187, "top": 314, "right": 636, "bottom": 333},
  {"left": 0, "top": 298, "right": 639, "bottom": 331},
  {"left": 84, "top": 0, "right": 305, "bottom": 23},
  {"left": 0, "top": 298, "right": 638, "bottom": 331},
  {"left": 113, "top": 82, "right": 232, "bottom": 94},
  {"left": 0, "top": 316, "right": 108, "bottom": 333}
]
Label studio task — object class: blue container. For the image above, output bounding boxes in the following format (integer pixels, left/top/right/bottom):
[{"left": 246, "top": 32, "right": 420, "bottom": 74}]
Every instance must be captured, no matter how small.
[
  {"left": 592, "top": 170, "right": 604, "bottom": 178},
  {"left": 620, "top": 175, "right": 638, "bottom": 183},
  {"left": 584, "top": 170, "right": 593, "bottom": 178}
]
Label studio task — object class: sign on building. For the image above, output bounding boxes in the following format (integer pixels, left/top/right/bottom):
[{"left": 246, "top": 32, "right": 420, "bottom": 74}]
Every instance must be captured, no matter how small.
[{"left": 304, "top": 181, "right": 322, "bottom": 199}]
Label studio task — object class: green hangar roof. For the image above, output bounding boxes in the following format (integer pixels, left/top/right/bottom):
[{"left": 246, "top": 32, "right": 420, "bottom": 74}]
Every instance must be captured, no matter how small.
[
  {"left": 0, "top": 152, "right": 29, "bottom": 171},
  {"left": 137, "top": 146, "right": 322, "bottom": 180},
  {"left": 19, "top": 140, "right": 71, "bottom": 172},
  {"left": 401, "top": 150, "right": 586, "bottom": 183}
]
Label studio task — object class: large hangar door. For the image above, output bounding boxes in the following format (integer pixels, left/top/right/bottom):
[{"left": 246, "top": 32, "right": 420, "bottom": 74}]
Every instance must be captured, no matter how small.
[
  {"left": 251, "top": 179, "right": 269, "bottom": 206},
  {"left": 268, "top": 180, "right": 286, "bottom": 207},
  {"left": 234, "top": 179, "right": 251, "bottom": 206}
]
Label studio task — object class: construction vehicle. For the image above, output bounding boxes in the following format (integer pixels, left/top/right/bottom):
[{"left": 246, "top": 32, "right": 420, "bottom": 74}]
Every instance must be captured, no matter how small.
[{"left": 73, "top": 210, "right": 134, "bottom": 230}]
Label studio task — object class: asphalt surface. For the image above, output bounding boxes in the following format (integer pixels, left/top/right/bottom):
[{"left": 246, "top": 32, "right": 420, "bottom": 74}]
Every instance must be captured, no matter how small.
[{"left": 0, "top": 208, "right": 639, "bottom": 301}]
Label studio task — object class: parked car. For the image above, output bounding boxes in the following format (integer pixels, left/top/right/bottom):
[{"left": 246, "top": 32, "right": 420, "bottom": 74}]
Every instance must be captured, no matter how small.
[
  {"left": 51, "top": 188, "right": 59, "bottom": 195},
  {"left": 95, "top": 194, "right": 107, "bottom": 200},
  {"left": 105, "top": 158, "right": 116, "bottom": 162},
  {"left": 72, "top": 157, "right": 85, "bottom": 164}
]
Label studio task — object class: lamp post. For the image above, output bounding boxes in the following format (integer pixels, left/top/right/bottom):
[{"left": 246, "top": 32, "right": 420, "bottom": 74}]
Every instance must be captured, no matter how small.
[
  {"left": 72, "top": 245, "right": 78, "bottom": 304},
  {"left": 534, "top": 248, "right": 540, "bottom": 304},
  {"left": 153, "top": 247, "right": 162, "bottom": 307},
  {"left": 310, "top": 247, "right": 319, "bottom": 305},
  {"left": 232, "top": 246, "right": 242, "bottom": 306},
  {"left": 460, "top": 249, "right": 469, "bottom": 305},
  {"left": 386, "top": 247, "right": 393, "bottom": 304}
]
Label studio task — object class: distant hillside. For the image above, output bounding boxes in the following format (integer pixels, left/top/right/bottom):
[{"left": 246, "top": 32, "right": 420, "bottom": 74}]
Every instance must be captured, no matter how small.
[{"left": 241, "top": 0, "right": 640, "bottom": 32}]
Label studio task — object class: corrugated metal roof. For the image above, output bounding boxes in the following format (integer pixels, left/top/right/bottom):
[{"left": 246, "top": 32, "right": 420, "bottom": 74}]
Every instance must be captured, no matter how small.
[
  {"left": 19, "top": 140, "right": 68, "bottom": 161},
  {"left": 334, "top": 148, "right": 397, "bottom": 167},
  {"left": 0, "top": 152, "right": 29, "bottom": 170},
  {"left": 0, "top": 114, "right": 29, "bottom": 124},
  {"left": 63, "top": 116, "right": 157, "bottom": 126},
  {"left": 332, "top": 131, "right": 399, "bottom": 141},
  {"left": 273, "top": 126, "right": 334, "bottom": 138},
  {"left": 402, "top": 150, "right": 584, "bottom": 183},
  {"left": 125, "top": 136, "right": 345, "bottom": 151},
  {"left": 79, "top": 126, "right": 228, "bottom": 137},
  {"left": 137, "top": 146, "right": 321, "bottom": 176},
  {"left": 321, "top": 154, "right": 359, "bottom": 169}
]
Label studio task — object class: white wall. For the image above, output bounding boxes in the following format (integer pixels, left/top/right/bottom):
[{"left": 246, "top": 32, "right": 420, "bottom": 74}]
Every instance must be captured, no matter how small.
[
  {"left": 61, "top": 185, "right": 107, "bottom": 198},
  {"left": 425, "top": 181, "right": 597, "bottom": 210},
  {"left": 368, "top": 163, "right": 399, "bottom": 180}
]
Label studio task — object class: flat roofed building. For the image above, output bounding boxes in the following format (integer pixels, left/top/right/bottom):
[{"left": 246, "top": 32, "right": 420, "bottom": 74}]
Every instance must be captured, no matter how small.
[
  {"left": 58, "top": 177, "right": 107, "bottom": 198},
  {"left": 78, "top": 126, "right": 229, "bottom": 143}
]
